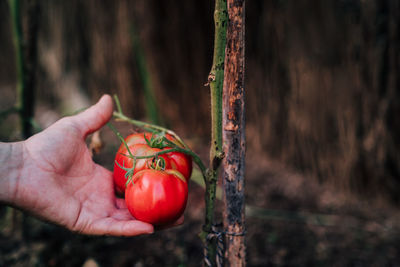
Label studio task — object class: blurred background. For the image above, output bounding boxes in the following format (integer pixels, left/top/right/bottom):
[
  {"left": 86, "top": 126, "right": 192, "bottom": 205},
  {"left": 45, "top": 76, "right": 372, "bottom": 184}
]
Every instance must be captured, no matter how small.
[{"left": 1, "top": 0, "right": 400, "bottom": 266}]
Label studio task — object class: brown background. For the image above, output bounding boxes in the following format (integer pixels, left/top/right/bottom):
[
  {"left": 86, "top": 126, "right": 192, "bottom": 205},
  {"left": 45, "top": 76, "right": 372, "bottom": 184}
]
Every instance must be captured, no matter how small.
[{"left": 1, "top": 0, "right": 400, "bottom": 266}]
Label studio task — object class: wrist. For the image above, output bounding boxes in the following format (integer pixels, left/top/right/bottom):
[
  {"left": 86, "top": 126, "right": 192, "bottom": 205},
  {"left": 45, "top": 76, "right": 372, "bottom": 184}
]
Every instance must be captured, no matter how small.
[{"left": 0, "top": 141, "right": 24, "bottom": 204}]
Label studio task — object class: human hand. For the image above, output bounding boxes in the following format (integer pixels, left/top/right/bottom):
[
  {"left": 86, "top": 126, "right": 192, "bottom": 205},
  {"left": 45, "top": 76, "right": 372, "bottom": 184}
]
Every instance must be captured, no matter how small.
[{"left": 8, "top": 95, "right": 155, "bottom": 236}]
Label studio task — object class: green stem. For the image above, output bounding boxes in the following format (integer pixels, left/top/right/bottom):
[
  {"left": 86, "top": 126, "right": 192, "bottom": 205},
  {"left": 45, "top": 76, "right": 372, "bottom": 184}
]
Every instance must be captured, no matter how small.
[
  {"left": 113, "top": 95, "right": 188, "bottom": 149},
  {"left": 202, "top": 0, "right": 227, "bottom": 264},
  {"left": 113, "top": 94, "right": 123, "bottom": 114},
  {"left": 9, "top": 0, "right": 23, "bottom": 109},
  {"left": 209, "top": 0, "right": 227, "bottom": 163},
  {"left": 161, "top": 138, "right": 207, "bottom": 176},
  {"left": 131, "top": 25, "right": 160, "bottom": 125},
  {"left": 8, "top": 0, "right": 26, "bottom": 137},
  {"left": 121, "top": 147, "right": 207, "bottom": 176},
  {"left": 107, "top": 122, "right": 135, "bottom": 159},
  {"left": 9, "top": 0, "right": 39, "bottom": 139},
  {"left": 108, "top": 117, "right": 207, "bottom": 179}
]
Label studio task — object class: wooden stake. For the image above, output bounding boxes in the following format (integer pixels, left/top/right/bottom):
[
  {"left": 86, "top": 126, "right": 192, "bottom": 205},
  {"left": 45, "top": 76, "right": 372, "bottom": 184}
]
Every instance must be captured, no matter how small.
[{"left": 222, "top": 0, "right": 246, "bottom": 265}]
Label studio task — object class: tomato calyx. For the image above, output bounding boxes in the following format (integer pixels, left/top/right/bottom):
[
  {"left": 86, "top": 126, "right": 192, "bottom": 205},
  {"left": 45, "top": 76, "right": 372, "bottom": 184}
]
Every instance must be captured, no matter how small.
[
  {"left": 143, "top": 131, "right": 186, "bottom": 150},
  {"left": 110, "top": 96, "right": 206, "bottom": 182},
  {"left": 111, "top": 125, "right": 195, "bottom": 193},
  {"left": 150, "top": 157, "right": 166, "bottom": 171},
  {"left": 144, "top": 132, "right": 169, "bottom": 149},
  {"left": 117, "top": 133, "right": 185, "bottom": 186}
]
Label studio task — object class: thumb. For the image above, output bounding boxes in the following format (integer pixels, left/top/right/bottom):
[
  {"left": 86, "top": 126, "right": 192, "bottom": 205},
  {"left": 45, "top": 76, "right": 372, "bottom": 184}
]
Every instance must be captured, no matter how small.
[{"left": 71, "top": 94, "right": 113, "bottom": 136}]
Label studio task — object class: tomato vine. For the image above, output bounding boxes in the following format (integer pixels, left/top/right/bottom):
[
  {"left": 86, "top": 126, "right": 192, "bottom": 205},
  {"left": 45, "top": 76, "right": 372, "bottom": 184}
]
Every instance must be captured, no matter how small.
[{"left": 108, "top": 95, "right": 207, "bottom": 184}]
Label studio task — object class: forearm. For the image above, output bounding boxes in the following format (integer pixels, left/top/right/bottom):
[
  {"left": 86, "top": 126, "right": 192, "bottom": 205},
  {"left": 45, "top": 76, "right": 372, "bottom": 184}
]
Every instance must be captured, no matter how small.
[{"left": 0, "top": 142, "right": 24, "bottom": 204}]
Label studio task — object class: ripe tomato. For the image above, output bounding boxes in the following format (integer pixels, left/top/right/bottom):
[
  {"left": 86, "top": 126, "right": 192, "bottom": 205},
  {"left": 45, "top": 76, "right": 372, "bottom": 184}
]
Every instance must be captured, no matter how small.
[
  {"left": 125, "top": 169, "right": 188, "bottom": 225},
  {"left": 113, "top": 132, "right": 192, "bottom": 194}
]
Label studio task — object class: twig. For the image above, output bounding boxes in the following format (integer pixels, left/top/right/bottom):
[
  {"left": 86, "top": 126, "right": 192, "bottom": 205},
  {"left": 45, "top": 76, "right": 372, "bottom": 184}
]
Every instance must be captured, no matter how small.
[
  {"left": 109, "top": 107, "right": 207, "bottom": 179},
  {"left": 113, "top": 95, "right": 188, "bottom": 149}
]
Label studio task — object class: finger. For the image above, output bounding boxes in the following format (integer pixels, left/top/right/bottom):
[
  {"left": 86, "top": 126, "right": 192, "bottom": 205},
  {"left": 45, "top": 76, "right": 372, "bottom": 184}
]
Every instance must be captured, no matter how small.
[
  {"left": 111, "top": 208, "right": 134, "bottom": 220},
  {"left": 71, "top": 94, "right": 113, "bottom": 136},
  {"left": 87, "top": 218, "right": 154, "bottom": 236}
]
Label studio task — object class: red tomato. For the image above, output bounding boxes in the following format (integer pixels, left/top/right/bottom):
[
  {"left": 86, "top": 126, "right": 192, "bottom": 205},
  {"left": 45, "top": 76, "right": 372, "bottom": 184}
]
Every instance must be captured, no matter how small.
[
  {"left": 113, "top": 132, "right": 192, "bottom": 194},
  {"left": 125, "top": 169, "right": 188, "bottom": 225}
]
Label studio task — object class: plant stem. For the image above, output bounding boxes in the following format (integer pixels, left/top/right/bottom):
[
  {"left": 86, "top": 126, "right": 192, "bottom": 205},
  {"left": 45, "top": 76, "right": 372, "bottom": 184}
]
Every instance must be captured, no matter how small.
[
  {"left": 9, "top": 0, "right": 39, "bottom": 139},
  {"left": 113, "top": 95, "right": 188, "bottom": 149},
  {"left": 122, "top": 146, "right": 207, "bottom": 177},
  {"left": 209, "top": 0, "right": 227, "bottom": 163},
  {"left": 108, "top": 117, "right": 207, "bottom": 178},
  {"left": 131, "top": 25, "right": 160, "bottom": 125},
  {"left": 9, "top": 0, "right": 25, "bottom": 132},
  {"left": 9, "top": 0, "right": 40, "bottom": 240},
  {"left": 111, "top": 96, "right": 207, "bottom": 175},
  {"left": 203, "top": 0, "right": 228, "bottom": 265}
]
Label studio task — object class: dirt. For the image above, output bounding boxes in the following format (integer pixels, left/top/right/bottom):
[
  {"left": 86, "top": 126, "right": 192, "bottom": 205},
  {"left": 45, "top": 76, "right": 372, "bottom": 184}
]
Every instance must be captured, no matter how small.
[{"left": 1, "top": 127, "right": 400, "bottom": 267}]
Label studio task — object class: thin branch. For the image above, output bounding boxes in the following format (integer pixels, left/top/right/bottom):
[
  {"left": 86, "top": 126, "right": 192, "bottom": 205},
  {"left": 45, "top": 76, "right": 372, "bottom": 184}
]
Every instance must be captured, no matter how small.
[
  {"left": 106, "top": 122, "right": 135, "bottom": 159},
  {"left": 9, "top": 0, "right": 40, "bottom": 138},
  {"left": 112, "top": 95, "right": 189, "bottom": 149},
  {"left": 113, "top": 94, "right": 123, "bottom": 114},
  {"left": 109, "top": 113, "right": 207, "bottom": 178}
]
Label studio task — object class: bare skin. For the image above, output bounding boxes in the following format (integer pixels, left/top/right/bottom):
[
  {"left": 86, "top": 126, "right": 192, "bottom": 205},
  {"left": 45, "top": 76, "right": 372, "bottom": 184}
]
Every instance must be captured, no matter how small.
[{"left": 0, "top": 95, "right": 181, "bottom": 236}]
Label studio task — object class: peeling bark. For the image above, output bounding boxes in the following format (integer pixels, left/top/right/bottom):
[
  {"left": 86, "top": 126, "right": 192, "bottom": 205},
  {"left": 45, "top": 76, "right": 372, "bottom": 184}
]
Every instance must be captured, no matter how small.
[{"left": 222, "top": 0, "right": 246, "bottom": 265}]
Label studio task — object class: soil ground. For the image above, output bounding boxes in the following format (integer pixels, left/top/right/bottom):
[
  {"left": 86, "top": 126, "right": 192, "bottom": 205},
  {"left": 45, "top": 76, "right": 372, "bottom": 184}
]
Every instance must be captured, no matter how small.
[{"left": 1, "top": 126, "right": 400, "bottom": 267}]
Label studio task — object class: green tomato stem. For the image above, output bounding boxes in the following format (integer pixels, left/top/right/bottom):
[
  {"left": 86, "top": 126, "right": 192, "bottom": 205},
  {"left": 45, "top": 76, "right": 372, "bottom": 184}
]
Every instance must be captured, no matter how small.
[
  {"left": 112, "top": 94, "right": 188, "bottom": 149},
  {"left": 109, "top": 109, "right": 207, "bottom": 180},
  {"left": 202, "top": 0, "right": 227, "bottom": 264}
]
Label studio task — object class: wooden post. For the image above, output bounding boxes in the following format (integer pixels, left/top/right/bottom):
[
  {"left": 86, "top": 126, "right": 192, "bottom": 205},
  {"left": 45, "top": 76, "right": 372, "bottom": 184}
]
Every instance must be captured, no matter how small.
[{"left": 222, "top": 0, "right": 246, "bottom": 265}]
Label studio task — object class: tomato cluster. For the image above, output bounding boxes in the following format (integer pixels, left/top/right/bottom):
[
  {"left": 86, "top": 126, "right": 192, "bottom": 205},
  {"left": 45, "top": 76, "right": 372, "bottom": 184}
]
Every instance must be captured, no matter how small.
[{"left": 113, "top": 132, "right": 192, "bottom": 226}]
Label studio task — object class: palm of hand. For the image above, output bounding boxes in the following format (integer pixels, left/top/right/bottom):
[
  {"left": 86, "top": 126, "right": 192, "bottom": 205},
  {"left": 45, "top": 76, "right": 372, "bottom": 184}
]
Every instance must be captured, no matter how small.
[{"left": 16, "top": 96, "right": 154, "bottom": 236}]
